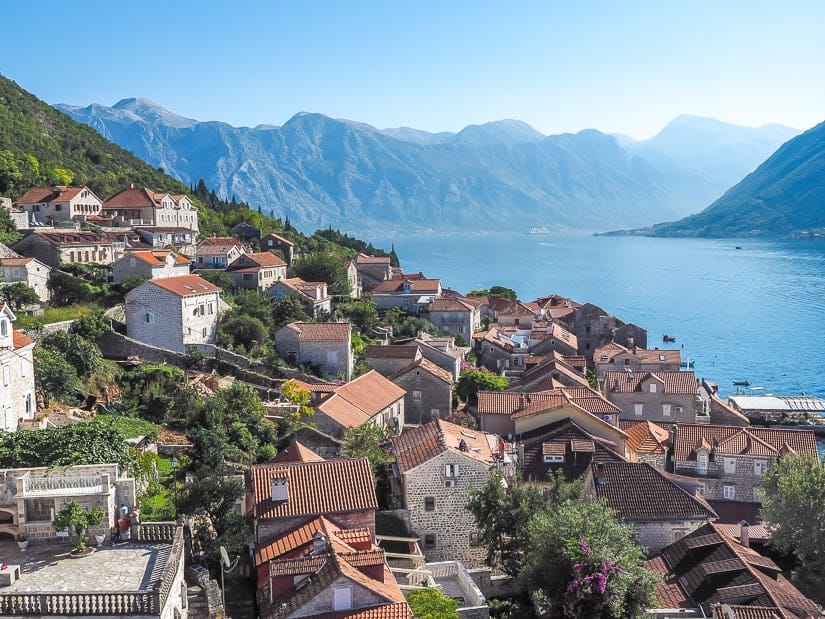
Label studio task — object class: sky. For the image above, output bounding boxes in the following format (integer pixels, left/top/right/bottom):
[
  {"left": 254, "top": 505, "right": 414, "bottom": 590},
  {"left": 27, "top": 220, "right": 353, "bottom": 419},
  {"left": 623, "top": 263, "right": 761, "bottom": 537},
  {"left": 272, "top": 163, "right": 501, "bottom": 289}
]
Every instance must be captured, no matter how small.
[{"left": 4, "top": 1, "right": 824, "bottom": 139}]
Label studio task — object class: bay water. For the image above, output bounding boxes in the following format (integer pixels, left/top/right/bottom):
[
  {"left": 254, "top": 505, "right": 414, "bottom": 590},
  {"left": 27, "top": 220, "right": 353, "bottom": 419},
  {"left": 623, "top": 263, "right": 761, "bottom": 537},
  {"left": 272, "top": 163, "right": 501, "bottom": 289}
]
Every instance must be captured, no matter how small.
[{"left": 365, "top": 232, "right": 825, "bottom": 401}]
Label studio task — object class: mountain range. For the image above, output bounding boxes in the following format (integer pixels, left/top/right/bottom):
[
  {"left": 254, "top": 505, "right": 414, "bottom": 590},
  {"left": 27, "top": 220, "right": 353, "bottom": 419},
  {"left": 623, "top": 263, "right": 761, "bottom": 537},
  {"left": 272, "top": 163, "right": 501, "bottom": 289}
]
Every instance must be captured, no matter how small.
[{"left": 55, "top": 99, "right": 799, "bottom": 234}]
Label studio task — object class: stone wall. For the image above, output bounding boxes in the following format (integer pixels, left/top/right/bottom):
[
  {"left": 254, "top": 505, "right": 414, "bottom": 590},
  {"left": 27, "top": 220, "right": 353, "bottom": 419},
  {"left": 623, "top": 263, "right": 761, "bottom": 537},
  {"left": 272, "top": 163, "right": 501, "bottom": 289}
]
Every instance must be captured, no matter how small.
[
  {"left": 391, "top": 370, "right": 451, "bottom": 425},
  {"left": 403, "top": 451, "right": 492, "bottom": 568},
  {"left": 633, "top": 518, "right": 709, "bottom": 555},
  {"left": 686, "top": 453, "right": 772, "bottom": 503},
  {"left": 609, "top": 389, "right": 697, "bottom": 425}
]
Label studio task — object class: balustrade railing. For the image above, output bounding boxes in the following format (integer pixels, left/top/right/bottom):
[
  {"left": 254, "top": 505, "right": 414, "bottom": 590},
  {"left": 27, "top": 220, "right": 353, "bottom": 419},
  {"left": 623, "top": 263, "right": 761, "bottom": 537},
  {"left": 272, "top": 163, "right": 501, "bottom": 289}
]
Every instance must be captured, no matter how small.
[
  {"left": 673, "top": 461, "right": 722, "bottom": 479},
  {"left": 0, "top": 591, "right": 159, "bottom": 615},
  {"left": 21, "top": 476, "right": 104, "bottom": 496},
  {"left": 137, "top": 521, "right": 177, "bottom": 542}
]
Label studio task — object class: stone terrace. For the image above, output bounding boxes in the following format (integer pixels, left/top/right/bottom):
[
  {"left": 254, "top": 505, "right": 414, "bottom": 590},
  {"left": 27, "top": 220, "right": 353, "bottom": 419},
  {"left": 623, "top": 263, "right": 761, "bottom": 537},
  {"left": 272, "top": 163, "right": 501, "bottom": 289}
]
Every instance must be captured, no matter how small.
[{"left": 0, "top": 539, "right": 171, "bottom": 593}]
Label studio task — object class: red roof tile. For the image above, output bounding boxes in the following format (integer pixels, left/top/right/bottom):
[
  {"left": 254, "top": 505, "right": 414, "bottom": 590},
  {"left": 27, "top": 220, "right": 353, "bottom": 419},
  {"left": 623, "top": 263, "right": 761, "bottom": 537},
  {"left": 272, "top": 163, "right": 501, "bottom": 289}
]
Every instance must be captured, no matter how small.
[
  {"left": 146, "top": 274, "right": 220, "bottom": 297},
  {"left": 18, "top": 186, "right": 86, "bottom": 204},
  {"left": 672, "top": 424, "right": 818, "bottom": 461},
  {"left": 125, "top": 249, "right": 190, "bottom": 266},
  {"left": 317, "top": 371, "right": 405, "bottom": 428},
  {"left": 391, "top": 419, "right": 497, "bottom": 473},
  {"left": 285, "top": 322, "right": 350, "bottom": 342},
  {"left": 271, "top": 441, "right": 325, "bottom": 464},
  {"left": 12, "top": 330, "right": 33, "bottom": 349},
  {"left": 604, "top": 370, "right": 698, "bottom": 394},
  {"left": 624, "top": 420, "right": 670, "bottom": 454},
  {"left": 388, "top": 357, "right": 453, "bottom": 385}
]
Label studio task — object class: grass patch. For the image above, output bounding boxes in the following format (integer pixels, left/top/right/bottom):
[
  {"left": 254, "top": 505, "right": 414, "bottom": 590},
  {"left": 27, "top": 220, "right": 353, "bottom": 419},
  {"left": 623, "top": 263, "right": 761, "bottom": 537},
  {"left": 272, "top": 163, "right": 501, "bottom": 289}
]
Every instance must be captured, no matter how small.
[
  {"left": 16, "top": 305, "right": 93, "bottom": 330},
  {"left": 96, "top": 414, "right": 160, "bottom": 440}
]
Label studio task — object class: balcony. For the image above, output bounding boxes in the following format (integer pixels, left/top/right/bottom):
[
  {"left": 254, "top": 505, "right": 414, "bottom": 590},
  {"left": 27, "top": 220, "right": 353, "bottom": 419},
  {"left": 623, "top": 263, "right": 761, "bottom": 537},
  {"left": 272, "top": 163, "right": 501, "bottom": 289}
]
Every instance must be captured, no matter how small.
[
  {"left": 673, "top": 461, "right": 722, "bottom": 479},
  {"left": 20, "top": 475, "right": 108, "bottom": 498}
]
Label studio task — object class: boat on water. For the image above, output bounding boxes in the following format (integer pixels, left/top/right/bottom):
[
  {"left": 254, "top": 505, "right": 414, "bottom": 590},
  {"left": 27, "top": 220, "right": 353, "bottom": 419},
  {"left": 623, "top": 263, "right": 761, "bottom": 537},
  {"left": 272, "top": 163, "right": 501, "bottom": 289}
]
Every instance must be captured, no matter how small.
[
  {"left": 528, "top": 226, "right": 552, "bottom": 235},
  {"left": 733, "top": 379, "right": 750, "bottom": 386},
  {"left": 663, "top": 334, "right": 676, "bottom": 343}
]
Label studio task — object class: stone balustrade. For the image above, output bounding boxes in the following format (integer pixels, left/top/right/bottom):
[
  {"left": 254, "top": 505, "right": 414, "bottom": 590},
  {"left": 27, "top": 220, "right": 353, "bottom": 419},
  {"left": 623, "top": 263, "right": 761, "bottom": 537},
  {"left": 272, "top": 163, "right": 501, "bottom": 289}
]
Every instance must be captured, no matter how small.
[
  {"left": 137, "top": 521, "right": 177, "bottom": 543},
  {"left": 0, "top": 591, "right": 159, "bottom": 615},
  {"left": 21, "top": 475, "right": 105, "bottom": 497}
]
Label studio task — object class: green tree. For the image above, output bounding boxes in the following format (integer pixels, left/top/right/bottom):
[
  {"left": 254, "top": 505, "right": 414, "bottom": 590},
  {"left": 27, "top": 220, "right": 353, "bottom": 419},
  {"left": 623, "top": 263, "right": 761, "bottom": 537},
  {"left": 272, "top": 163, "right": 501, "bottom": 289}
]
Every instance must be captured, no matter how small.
[
  {"left": 280, "top": 379, "right": 316, "bottom": 436},
  {"left": 0, "top": 282, "right": 39, "bottom": 310},
  {"left": 406, "top": 588, "right": 459, "bottom": 619},
  {"left": 47, "top": 270, "right": 93, "bottom": 306},
  {"left": 73, "top": 308, "right": 110, "bottom": 340},
  {"left": 760, "top": 454, "right": 825, "bottom": 602},
  {"left": 34, "top": 347, "right": 79, "bottom": 405},
  {"left": 289, "top": 252, "right": 351, "bottom": 298},
  {"left": 117, "top": 274, "right": 150, "bottom": 295},
  {"left": 382, "top": 307, "right": 440, "bottom": 340},
  {"left": 40, "top": 330, "right": 102, "bottom": 379},
  {"left": 53, "top": 500, "right": 105, "bottom": 551},
  {"left": 0, "top": 207, "right": 21, "bottom": 245},
  {"left": 456, "top": 368, "right": 508, "bottom": 407},
  {"left": 521, "top": 500, "right": 657, "bottom": 618},
  {"left": 0, "top": 149, "right": 22, "bottom": 194},
  {"left": 271, "top": 292, "right": 311, "bottom": 331},
  {"left": 197, "top": 269, "right": 235, "bottom": 292},
  {"left": 489, "top": 285, "right": 518, "bottom": 301},
  {"left": 336, "top": 297, "right": 379, "bottom": 333},
  {"left": 232, "top": 290, "right": 273, "bottom": 324},
  {"left": 342, "top": 421, "right": 393, "bottom": 480},
  {"left": 220, "top": 314, "right": 267, "bottom": 351}
]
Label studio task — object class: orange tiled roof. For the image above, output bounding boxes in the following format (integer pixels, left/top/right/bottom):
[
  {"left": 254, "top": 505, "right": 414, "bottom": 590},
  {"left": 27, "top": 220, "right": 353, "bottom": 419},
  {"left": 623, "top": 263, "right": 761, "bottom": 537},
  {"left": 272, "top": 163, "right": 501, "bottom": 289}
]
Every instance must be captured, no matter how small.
[
  {"left": 478, "top": 387, "right": 620, "bottom": 418},
  {"left": 126, "top": 249, "right": 190, "bottom": 266},
  {"left": 317, "top": 371, "right": 405, "bottom": 428},
  {"left": 227, "top": 251, "right": 286, "bottom": 270},
  {"left": 624, "top": 420, "right": 670, "bottom": 454},
  {"left": 672, "top": 424, "right": 818, "bottom": 461},
  {"left": 604, "top": 370, "right": 698, "bottom": 394},
  {"left": 427, "top": 297, "right": 475, "bottom": 312},
  {"left": 146, "top": 274, "right": 220, "bottom": 297},
  {"left": 251, "top": 458, "right": 377, "bottom": 521},
  {"left": 646, "top": 555, "right": 692, "bottom": 609},
  {"left": 18, "top": 186, "right": 85, "bottom": 204},
  {"left": 13, "top": 330, "right": 33, "bottom": 349},
  {"left": 0, "top": 257, "right": 34, "bottom": 266},
  {"left": 264, "top": 233, "right": 295, "bottom": 246},
  {"left": 388, "top": 357, "right": 453, "bottom": 385},
  {"left": 285, "top": 321, "right": 350, "bottom": 342},
  {"left": 355, "top": 253, "right": 390, "bottom": 265},
  {"left": 595, "top": 342, "right": 681, "bottom": 366},
  {"left": 372, "top": 278, "right": 440, "bottom": 293},
  {"left": 103, "top": 187, "right": 179, "bottom": 209},
  {"left": 391, "top": 419, "right": 497, "bottom": 473},
  {"left": 310, "top": 602, "right": 413, "bottom": 619},
  {"left": 271, "top": 441, "right": 325, "bottom": 464}
]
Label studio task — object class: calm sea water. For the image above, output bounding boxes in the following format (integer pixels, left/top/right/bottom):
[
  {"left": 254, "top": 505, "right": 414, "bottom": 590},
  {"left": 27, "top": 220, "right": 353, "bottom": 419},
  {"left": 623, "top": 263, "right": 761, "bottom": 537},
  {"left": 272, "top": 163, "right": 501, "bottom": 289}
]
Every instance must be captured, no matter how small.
[{"left": 365, "top": 232, "right": 825, "bottom": 400}]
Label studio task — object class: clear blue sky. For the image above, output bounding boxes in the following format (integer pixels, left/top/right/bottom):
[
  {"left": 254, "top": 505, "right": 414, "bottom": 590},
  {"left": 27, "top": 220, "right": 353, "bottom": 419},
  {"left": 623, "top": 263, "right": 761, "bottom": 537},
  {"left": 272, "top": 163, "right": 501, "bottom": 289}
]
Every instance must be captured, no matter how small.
[{"left": 4, "top": 1, "right": 824, "bottom": 138}]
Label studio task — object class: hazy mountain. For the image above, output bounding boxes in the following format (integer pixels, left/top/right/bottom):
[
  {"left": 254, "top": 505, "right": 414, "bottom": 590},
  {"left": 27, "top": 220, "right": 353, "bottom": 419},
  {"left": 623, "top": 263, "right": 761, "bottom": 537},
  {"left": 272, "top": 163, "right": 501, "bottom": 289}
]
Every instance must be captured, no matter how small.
[
  {"left": 628, "top": 120, "right": 825, "bottom": 237},
  {"left": 55, "top": 100, "right": 799, "bottom": 233}
]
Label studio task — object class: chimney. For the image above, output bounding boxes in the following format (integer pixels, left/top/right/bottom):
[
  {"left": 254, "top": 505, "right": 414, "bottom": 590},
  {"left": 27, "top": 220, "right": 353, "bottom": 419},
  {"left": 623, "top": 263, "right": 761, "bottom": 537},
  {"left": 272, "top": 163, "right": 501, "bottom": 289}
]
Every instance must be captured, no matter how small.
[
  {"left": 740, "top": 520, "right": 750, "bottom": 548},
  {"left": 627, "top": 336, "right": 634, "bottom": 348},
  {"left": 130, "top": 183, "right": 135, "bottom": 189},
  {"left": 311, "top": 530, "right": 326, "bottom": 555},
  {"left": 270, "top": 476, "right": 288, "bottom": 503}
]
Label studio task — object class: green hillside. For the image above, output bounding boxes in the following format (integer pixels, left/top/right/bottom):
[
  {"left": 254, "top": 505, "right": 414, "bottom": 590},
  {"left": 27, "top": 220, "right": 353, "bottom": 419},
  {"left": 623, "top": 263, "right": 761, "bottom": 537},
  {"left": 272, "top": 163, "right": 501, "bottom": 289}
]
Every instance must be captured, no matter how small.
[{"left": 639, "top": 120, "right": 825, "bottom": 237}]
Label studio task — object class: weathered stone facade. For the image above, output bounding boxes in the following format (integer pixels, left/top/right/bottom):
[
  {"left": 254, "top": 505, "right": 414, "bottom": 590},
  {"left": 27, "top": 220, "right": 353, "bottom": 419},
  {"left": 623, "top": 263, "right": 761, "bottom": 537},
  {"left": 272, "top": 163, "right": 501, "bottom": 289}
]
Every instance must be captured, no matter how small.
[
  {"left": 273, "top": 323, "right": 353, "bottom": 381},
  {"left": 0, "top": 257, "right": 51, "bottom": 302},
  {"left": 401, "top": 450, "right": 494, "bottom": 567},
  {"left": 633, "top": 519, "right": 711, "bottom": 555},
  {"left": 604, "top": 372, "right": 699, "bottom": 424},
  {"left": 677, "top": 451, "right": 773, "bottom": 504},
  {"left": 390, "top": 363, "right": 452, "bottom": 425},
  {"left": 111, "top": 251, "right": 190, "bottom": 284}
]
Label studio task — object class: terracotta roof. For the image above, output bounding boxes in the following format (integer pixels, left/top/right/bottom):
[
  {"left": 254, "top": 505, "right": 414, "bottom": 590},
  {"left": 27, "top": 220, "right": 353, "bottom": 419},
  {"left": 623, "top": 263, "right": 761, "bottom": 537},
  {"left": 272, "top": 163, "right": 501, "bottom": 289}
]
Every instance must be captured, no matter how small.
[
  {"left": 355, "top": 253, "right": 390, "bottom": 265},
  {"left": 658, "top": 522, "right": 821, "bottom": 618},
  {"left": 591, "top": 462, "right": 718, "bottom": 521},
  {"left": 715, "top": 522, "right": 771, "bottom": 544},
  {"left": 251, "top": 457, "right": 377, "bottom": 520},
  {"left": 317, "top": 371, "right": 405, "bottom": 428},
  {"left": 709, "top": 606, "right": 784, "bottom": 619},
  {"left": 285, "top": 322, "right": 350, "bottom": 342},
  {"left": 196, "top": 236, "right": 244, "bottom": 253},
  {"left": 365, "top": 345, "right": 420, "bottom": 360},
  {"left": 146, "top": 274, "right": 220, "bottom": 297},
  {"left": 496, "top": 301, "right": 538, "bottom": 317},
  {"left": 388, "top": 357, "right": 453, "bottom": 385},
  {"left": 595, "top": 342, "right": 681, "bottom": 366},
  {"left": 427, "top": 297, "right": 475, "bottom": 312},
  {"left": 18, "top": 186, "right": 86, "bottom": 204},
  {"left": 604, "top": 370, "right": 698, "bottom": 394},
  {"left": 103, "top": 187, "right": 187, "bottom": 209},
  {"left": 255, "top": 515, "right": 333, "bottom": 566},
  {"left": 391, "top": 419, "right": 497, "bottom": 473},
  {"left": 624, "top": 420, "right": 670, "bottom": 454},
  {"left": 227, "top": 251, "right": 286, "bottom": 270},
  {"left": 13, "top": 330, "right": 33, "bottom": 349},
  {"left": 274, "top": 277, "right": 329, "bottom": 300},
  {"left": 0, "top": 257, "right": 34, "bottom": 266},
  {"left": 310, "top": 604, "right": 413, "bottom": 619},
  {"left": 646, "top": 555, "right": 693, "bottom": 609},
  {"left": 271, "top": 441, "right": 325, "bottom": 464},
  {"left": 372, "top": 278, "right": 441, "bottom": 293},
  {"left": 672, "top": 424, "right": 818, "bottom": 462},
  {"left": 477, "top": 391, "right": 565, "bottom": 415},
  {"left": 489, "top": 297, "right": 516, "bottom": 313},
  {"left": 22, "top": 231, "right": 115, "bottom": 247},
  {"left": 264, "top": 233, "right": 295, "bottom": 246},
  {"left": 124, "top": 249, "right": 190, "bottom": 266}
]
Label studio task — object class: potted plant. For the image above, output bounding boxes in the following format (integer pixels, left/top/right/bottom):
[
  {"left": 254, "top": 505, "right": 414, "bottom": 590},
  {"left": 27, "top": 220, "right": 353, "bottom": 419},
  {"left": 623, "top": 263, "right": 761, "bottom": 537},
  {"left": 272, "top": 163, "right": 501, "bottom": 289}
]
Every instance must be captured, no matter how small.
[
  {"left": 53, "top": 501, "right": 105, "bottom": 556},
  {"left": 16, "top": 533, "right": 28, "bottom": 551}
]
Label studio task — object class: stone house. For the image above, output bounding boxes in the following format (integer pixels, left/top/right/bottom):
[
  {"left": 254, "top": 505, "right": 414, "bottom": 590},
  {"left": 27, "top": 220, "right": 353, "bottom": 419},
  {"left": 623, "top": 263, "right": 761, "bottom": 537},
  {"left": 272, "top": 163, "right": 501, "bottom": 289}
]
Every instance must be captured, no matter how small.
[
  {"left": 195, "top": 236, "right": 246, "bottom": 268},
  {"left": 603, "top": 370, "right": 702, "bottom": 424},
  {"left": 620, "top": 420, "right": 670, "bottom": 469},
  {"left": 698, "top": 380, "right": 750, "bottom": 426},
  {"left": 17, "top": 185, "right": 103, "bottom": 225},
  {"left": 272, "top": 322, "right": 353, "bottom": 381},
  {"left": 507, "top": 352, "right": 590, "bottom": 391},
  {"left": 313, "top": 370, "right": 406, "bottom": 438},
  {"left": 110, "top": 249, "right": 191, "bottom": 284},
  {"left": 573, "top": 302, "right": 648, "bottom": 359},
  {"left": 226, "top": 251, "right": 287, "bottom": 292},
  {"left": 0, "top": 256, "right": 51, "bottom": 302},
  {"left": 594, "top": 342, "right": 681, "bottom": 378},
  {"left": 474, "top": 326, "right": 529, "bottom": 373},
  {"left": 401, "top": 334, "right": 465, "bottom": 381},
  {"left": 584, "top": 461, "right": 718, "bottom": 554},
  {"left": 0, "top": 303, "right": 35, "bottom": 431},
  {"left": 390, "top": 420, "right": 506, "bottom": 567},
  {"left": 248, "top": 457, "right": 378, "bottom": 545},
  {"left": 647, "top": 522, "right": 822, "bottom": 618},
  {"left": 372, "top": 277, "right": 442, "bottom": 313},
  {"left": 426, "top": 297, "right": 481, "bottom": 344},
  {"left": 102, "top": 186, "right": 199, "bottom": 232},
  {"left": 389, "top": 357, "right": 453, "bottom": 425},
  {"left": 670, "top": 424, "right": 818, "bottom": 504},
  {"left": 261, "top": 232, "right": 295, "bottom": 264},
  {"left": 533, "top": 293, "right": 580, "bottom": 323},
  {"left": 267, "top": 277, "right": 332, "bottom": 316},
  {"left": 13, "top": 230, "right": 119, "bottom": 268},
  {"left": 134, "top": 227, "right": 198, "bottom": 256},
  {"left": 364, "top": 344, "right": 422, "bottom": 377},
  {"left": 353, "top": 253, "right": 392, "bottom": 291},
  {"left": 495, "top": 301, "right": 538, "bottom": 328},
  {"left": 0, "top": 463, "right": 136, "bottom": 543},
  {"left": 229, "top": 221, "right": 262, "bottom": 244},
  {"left": 254, "top": 515, "right": 411, "bottom": 619},
  {"left": 527, "top": 321, "right": 579, "bottom": 358},
  {"left": 125, "top": 274, "right": 221, "bottom": 353}
]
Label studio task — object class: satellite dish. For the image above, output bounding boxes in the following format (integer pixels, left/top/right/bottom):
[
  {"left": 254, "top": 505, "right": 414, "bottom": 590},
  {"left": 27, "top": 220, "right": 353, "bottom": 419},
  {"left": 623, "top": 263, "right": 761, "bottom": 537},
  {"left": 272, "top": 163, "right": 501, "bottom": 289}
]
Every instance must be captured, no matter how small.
[{"left": 220, "top": 545, "right": 231, "bottom": 569}]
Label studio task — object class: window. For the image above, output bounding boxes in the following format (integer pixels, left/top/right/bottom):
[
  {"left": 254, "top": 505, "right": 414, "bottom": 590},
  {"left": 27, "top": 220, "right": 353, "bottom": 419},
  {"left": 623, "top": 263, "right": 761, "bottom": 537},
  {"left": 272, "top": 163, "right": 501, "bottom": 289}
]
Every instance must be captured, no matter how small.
[
  {"left": 431, "top": 409, "right": 440, "bottom": 420},
  {"left": 423, "top": 534, "right": 436, "bottom": 550},
  {"left": 469, "top": 532, "right": 482, "bottom": 547},
  {"left": 662, "top": 404, "right": 671, "bottom": 417},
  {"left": 697, "top": 453, "right": 708, "bottom": 474},
  {"left": 0, "top": 320, "right": 6, "bottom": 337},
  {"left": 2, "top": 364, "right": 9, "bottom": 387},
  {"left": 326, "top": 351, "right": 338, "bottom": 365},
  {"left": 649, "top": 383, "right": 657, "bottom": 393},
  {"left": 753, "top": 487, "right": 761, "bottom": 502},
  {"left": 696, "top": 482, "right": 705, "bottom": 496},
  {"left": 424, "top": 497, "right": 435, "bottom": 511},
  {"left": 543, "top": 455, "right": 564, "bottom": 463},
  {"left": 20, "top": 357, "right": 27, "bottom": 377},
  {"left": 724, "top": 457, "right": 736, "bottom": 474},
  {"left": 12, "top": 268, "right": 19, "bottom": 278},
  {"left": 202, "top": 327, "right": 207, "bottom": 337},
  {"left": 412, "top": 390, "right": 422, "bottom": 400},
  {"left": 145, "top": 312, "right": 155, "bottom": 324},
  {"left": 445, "top": 463, "right": 460, "bottom": 479},
  {"left": 208, "top": 303, "right": 214, "bottom": 315},
  {"left": 333, "top": 587, "right": 352, "bottom": 611},
  {"left": 199, "top": 304, "right": 206, "bottom": 316},
  {"left": 634, "top": 403, "right": 643, "bottom": 416},
  {"left": 754, "top": 460, "right": 767, "bottom": 476},
  {"left": 723, "top": 485, "right": 736, "bottom": 500}
]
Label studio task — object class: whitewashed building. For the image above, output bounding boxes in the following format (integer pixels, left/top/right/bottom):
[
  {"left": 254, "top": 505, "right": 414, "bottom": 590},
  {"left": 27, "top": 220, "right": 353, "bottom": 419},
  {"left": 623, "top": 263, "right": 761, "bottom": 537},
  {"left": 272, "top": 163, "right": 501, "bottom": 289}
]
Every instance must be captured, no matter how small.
[{"left": 0, "top": 303, "right": 35, "bottom": 431}]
